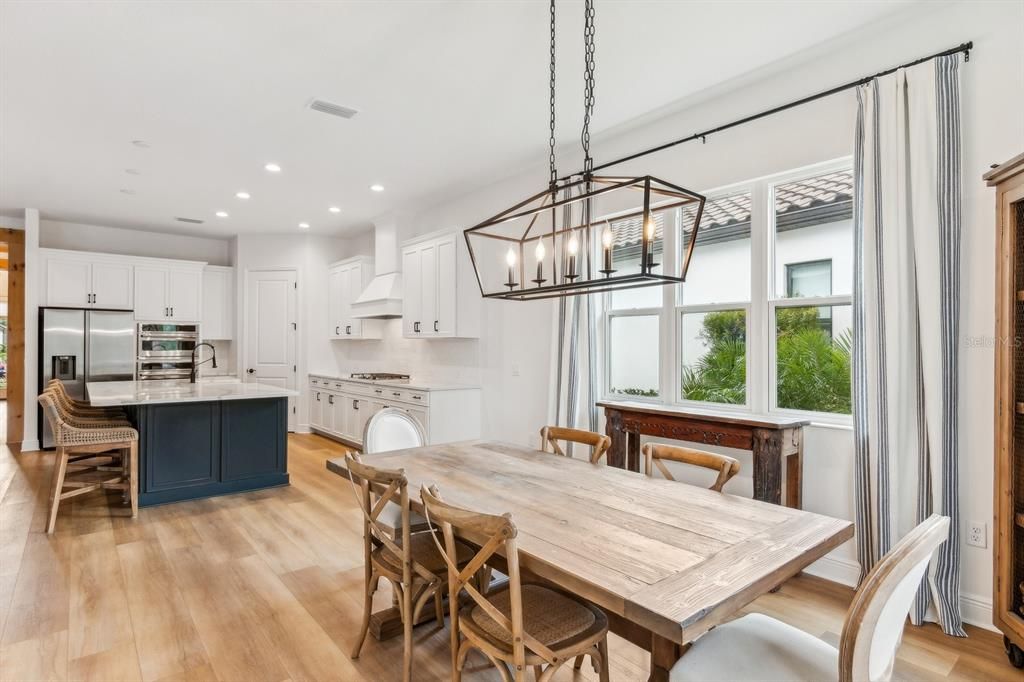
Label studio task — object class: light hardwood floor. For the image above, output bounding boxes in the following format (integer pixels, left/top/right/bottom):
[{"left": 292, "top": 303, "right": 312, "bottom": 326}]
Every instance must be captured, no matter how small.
[{"left": 0, "top": 432, "right": 1015, "bottom": 681}]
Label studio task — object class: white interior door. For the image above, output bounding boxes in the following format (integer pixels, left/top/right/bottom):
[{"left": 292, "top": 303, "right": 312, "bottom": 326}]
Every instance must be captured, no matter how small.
[{"left": 245, "top": 269, "right": 297, "bottom": 431}]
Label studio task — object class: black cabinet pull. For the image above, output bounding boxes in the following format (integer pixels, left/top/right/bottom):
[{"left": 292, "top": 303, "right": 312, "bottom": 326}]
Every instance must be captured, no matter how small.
[
  {"left": 434, "top": 320, "right": 439, "bottom": 332},
  {"left": 374, "top": 388, "right": 383, "bottom": 394},
  {"left": 412, "top": 395, "right": 421, "bottom": 400},
  {"left": 316, "top": 392, "right": 320, "bottom": 401},
  {"left": 346, "top": 325, "right": 351, "bottom": 335},
  {"left": 335, "top": 326, "right": 339, "bottom": 335},
  {"left": 353, "top": 400, "right": 359, "bottom": 410},
  {"left": 171, "top": 307, "right": 174, "bottom": 317},
  {"left": 328, "top": 395, "right": 334, "bottom": 404}
]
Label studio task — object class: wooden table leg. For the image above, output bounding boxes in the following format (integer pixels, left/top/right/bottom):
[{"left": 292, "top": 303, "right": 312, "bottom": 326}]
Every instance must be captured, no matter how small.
[
  {"left": 649, "top": 634, "right": 685, "bottom": 682},
  {"left": 751, "top": 428, "right": 782, "bottom": 505},
  {"left": 605, "top": 409, "right": 627, "bottom": 469}
]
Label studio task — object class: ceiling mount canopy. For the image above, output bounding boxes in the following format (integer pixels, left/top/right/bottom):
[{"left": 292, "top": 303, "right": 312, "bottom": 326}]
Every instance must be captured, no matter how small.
[{"left": 464, "top": 0, "right": 705, "bottom": 301}]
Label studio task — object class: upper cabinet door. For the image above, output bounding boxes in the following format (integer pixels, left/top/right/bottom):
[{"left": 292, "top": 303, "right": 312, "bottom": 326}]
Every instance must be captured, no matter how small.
[
  {"left": 328, "top": 267, "right": 345, "bottom": 338},
  {"left": 402, "top": 247, "right": 421, "bottom": 337},
  {"left": 133, "top": 267, "right": 169, "bottom": 321},
  {"left": 201, "top": 268, "right": 233, "bottom": 339},
  {"left": 45, "top": 257, "right": 92, "bottom": 307},
  {"left": 345, "top": 264, "right": 363, "bottom": 337},
  {"left": 167, "top": 269, "right": 202, "bottom": 321},
  {"left": 419, "top": 243, "right": 438, "bottom": 336},
  {"left": 435, "top": 236, "right": 457, "bottom": 336},
  {"left": 90, "top": 262, "right": 133, "bottom": 310}
]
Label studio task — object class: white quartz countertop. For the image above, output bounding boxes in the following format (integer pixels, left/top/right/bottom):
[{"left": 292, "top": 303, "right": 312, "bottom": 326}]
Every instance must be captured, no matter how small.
[
  {"left": 309, "top": 374, "right": 480, "bottom": 392},
  {"left": 87, "top": 379, "right": 299, "bottom": 407}
]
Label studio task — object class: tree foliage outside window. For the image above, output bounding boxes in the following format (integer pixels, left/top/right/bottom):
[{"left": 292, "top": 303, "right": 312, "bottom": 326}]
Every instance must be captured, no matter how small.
[{"left": 681, "top": 307, "right": 851, "bottom": 413}]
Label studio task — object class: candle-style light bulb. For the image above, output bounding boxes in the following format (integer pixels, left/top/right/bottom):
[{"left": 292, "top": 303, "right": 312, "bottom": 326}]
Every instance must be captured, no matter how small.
[
  {"left": 504, "top": 247, "right": 517, "bottom": 289},
  {"left": 568, "top": 232, "right": 580, "bottom": 255},
  {"left": 601, "top": 224, "right": 614, "bottom": 275},
  {"left": 533, "top": 239, "right": 547, "bottom": 286},
  {"left": 566, "top": 231, "right": 580, "bottom": 280},
  {"left": 643, "top": 214, "right": 658, "bottom": 270}
]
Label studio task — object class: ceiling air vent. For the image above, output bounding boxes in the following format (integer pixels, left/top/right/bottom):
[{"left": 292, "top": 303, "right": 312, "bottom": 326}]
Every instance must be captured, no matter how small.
[
  {"left": 175, "top": 217, "right": 205, "bottom": 224},
  {"left": 308, "top": 98, "right": 359, "bottom": 120}
]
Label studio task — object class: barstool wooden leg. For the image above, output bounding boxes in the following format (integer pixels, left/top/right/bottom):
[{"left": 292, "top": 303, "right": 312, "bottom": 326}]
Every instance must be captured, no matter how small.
[
  {"left": 129, "top": 441, "right": 139, "bottom": 518},
  {"left": 46, "top": 448, "right": 69, "bottom": 534}
]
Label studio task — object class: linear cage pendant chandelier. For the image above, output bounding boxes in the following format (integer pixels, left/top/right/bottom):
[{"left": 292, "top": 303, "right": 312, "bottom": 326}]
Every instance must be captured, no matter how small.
[{"left": 464, "top": 0, "right": 705, "bottom": 301}]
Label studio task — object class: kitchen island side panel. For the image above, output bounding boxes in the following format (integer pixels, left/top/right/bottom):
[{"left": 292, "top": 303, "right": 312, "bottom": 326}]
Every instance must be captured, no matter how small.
[{"left": 137, "top": 397, "right": 289, "bottom": 507}]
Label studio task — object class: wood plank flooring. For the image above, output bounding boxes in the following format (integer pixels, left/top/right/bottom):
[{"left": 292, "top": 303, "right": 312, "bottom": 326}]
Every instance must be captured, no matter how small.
[{"left": 0, "top": 432, "right": 1016, "bottom": 681}]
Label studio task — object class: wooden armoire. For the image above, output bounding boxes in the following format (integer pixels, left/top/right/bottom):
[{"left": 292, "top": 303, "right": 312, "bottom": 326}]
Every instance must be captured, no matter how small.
[{"left": 987, "top": 152, "right": 1024, "bottom": 668}]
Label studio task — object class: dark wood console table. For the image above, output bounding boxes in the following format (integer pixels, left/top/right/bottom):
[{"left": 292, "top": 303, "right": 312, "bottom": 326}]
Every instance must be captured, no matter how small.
[{"left": 597, "top": 400, "right": 808, "bottom": 508}]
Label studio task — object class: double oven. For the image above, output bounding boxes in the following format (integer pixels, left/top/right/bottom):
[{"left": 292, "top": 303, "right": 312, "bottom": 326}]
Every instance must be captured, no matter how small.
[{"left": 136, "top": 323, "right": 199, "bottom": 380}]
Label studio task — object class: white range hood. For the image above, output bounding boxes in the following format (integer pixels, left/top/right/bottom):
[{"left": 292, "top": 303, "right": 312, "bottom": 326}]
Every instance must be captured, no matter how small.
[{"left": 351, "top": 218, "right": 403, "bottom": 319}]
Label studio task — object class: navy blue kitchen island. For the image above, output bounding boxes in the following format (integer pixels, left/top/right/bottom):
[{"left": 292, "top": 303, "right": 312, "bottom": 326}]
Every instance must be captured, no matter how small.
[{"left": 87, "top": 380, "right": 295, "bottom": 506}]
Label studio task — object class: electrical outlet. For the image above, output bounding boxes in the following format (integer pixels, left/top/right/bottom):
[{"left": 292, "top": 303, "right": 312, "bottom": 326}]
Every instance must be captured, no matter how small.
[{"left": 967, "top": 521, "right": 987, "bottom": 548}]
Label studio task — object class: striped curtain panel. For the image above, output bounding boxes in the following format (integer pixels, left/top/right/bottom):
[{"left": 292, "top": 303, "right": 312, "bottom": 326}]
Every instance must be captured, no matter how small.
[{"left": 852, "top": 54, "right": 965, "bottom": 636}]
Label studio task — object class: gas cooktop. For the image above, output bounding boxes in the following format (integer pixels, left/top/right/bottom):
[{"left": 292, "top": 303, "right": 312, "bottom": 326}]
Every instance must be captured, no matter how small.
[{"left": 349, "top": 372, "right": 410, "bottom": 382}]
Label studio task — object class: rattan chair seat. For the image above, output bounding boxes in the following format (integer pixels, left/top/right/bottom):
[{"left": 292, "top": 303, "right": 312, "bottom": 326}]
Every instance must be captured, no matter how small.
[{"left": 464, "top": 584, "right": 607, "bottom": 650}]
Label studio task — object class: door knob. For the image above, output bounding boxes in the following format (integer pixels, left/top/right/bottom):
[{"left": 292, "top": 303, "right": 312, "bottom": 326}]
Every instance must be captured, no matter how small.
[{"left": 246, "top": 368, "right": 255, "bottom": 374}]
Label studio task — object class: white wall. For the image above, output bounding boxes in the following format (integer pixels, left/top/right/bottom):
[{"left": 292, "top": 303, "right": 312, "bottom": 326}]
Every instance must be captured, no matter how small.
[
  {"left": 40, "top": 219, "right": 230, "bottom": 264},
  {"left": 321, "top": 0, "right": 1022, "bottom": 627}
]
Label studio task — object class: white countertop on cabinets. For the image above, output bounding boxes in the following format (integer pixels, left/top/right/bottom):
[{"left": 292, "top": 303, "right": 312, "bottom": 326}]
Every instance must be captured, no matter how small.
[
  {"left": 87, "top": 379, "right": 299, "bottom": 407},
  {"left": 309, "top": 374, "right": 480, "bottom": 392}
]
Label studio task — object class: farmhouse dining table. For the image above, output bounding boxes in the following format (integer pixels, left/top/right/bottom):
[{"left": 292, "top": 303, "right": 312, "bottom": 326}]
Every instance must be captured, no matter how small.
[{"left": 326, "top": 440, "right": 853, "bottom": 681}]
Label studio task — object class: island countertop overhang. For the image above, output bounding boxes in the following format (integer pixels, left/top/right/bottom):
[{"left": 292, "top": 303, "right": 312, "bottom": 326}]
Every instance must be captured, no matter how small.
[{"left": 86, "top": 379, "right": 299, "bottom": 407}]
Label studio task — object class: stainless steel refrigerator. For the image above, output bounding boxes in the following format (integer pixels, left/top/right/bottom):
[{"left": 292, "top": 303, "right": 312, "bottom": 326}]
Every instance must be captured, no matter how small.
[{"left": 39, "top": 308, "right": 135, "bottom": 448}]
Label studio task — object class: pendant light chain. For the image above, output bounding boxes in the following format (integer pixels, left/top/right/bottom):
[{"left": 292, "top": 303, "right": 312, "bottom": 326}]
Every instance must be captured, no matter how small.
[
  {"left": 548, "top": 0, "right": 558, "bottom": 185},
  {"left": 581, "top": 0, "right": 596, "bottom": 175}
]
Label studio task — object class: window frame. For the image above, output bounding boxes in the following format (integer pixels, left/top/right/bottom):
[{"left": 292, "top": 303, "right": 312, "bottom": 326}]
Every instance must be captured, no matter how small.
[{"left": 601, "top": 156, "right": 854, "bottom": 426}]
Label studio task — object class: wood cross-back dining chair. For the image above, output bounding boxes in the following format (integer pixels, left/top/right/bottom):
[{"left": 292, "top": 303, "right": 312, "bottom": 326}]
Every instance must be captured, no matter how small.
[
  {"left": 669, "top": 514, "right": 950, "bottom": 682},
  {"left": 345, "top": 454, "right": 473, "bottom": 682},
  {"left": 421, "top": 484, "right": 610, "bottom": 682},
  {"left": 539, "top": 426, "right": 611, "bottom": 464},
  {"left": 641, "top": 442, "right": 740, "bottom": 492}
]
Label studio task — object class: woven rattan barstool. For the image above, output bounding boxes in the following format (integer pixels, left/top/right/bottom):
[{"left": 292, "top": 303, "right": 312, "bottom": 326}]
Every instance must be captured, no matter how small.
[
  {"left": 38, "top": 393, "right": 138, "bottom": 533},
  {"left": 47, "top": 379, "right": 128, "bottom": 420}
]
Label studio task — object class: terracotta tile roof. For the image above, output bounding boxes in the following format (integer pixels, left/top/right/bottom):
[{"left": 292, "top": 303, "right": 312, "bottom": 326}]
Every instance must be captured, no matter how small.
[{"left": 610, "top": 170, "right": 853, "bottom": 247}]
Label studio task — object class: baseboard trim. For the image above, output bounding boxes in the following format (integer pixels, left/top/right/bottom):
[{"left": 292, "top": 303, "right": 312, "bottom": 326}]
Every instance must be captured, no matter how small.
[
  {"left": 803, "top": 554, "right": 995, "bottom": 632},
  {"left": 20, "top": 439, "right": 39, "bottom": 453}
]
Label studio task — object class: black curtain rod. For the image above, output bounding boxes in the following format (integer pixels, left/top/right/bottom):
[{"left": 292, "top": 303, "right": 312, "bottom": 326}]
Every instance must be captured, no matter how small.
[{"left": 563, "top": 41, "right": 973, "bottom": 181}]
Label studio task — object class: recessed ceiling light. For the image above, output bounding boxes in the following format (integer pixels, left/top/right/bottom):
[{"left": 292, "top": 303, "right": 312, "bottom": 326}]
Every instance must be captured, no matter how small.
[
  {"left": 125, "top": 168, "right": 141, "bottom": 175},
  {"left": 216, "top": 211, "right": 229, "bottom": 218},
  {"left": 328, "top": 206, "right": 341, "bottom": 213},
  {"left": 130, "top": 140, "right": 150, "bottom": 148},
  {"left": 236, "top": 191, "right": 251, "bottom": 199},
  {"left": 265, "top": 162, "right": 281, "bottom": 173},
  {"left": 119, "top": 188, "right": 136, "bottom": 195},
  {"left": 369, "top": 184, "right": 384, "bottom": 192},
  {"left": 298, "top": 222, "right": 310, "bottom": 229}
]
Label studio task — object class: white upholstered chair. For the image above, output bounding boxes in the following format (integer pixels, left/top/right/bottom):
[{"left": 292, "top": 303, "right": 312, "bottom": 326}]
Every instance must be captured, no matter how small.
[
  {"left": 362, "top": 408, "right": 428, "bottom": 534},
  {"left": 669, "top": 514, "right": 950, "bottom": 682}
]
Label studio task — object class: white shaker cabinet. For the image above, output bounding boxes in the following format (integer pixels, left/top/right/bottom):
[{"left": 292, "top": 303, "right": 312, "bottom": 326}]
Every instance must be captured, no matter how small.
[
  {"left": 201, "top": 266, "right": 234, "bottom": 340},
  {"left": 134, "top": 265, "right": 203, "bottom": 322},
  {"left": 43, "top": 252, "right": 133, "bottom": 309},
  {"left": 401, "top": 232, "right": 479, "bottom": 338},
  {"left": 307, "top": 375, "right": 481, "bottom": 447},
  {"left": 327, "top": 256, "right": 379, "bottom": 339}
]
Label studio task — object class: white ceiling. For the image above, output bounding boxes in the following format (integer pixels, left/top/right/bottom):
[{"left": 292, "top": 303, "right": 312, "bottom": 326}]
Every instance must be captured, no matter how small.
[{"left": 0, "top": 1, "right": 915, "bottom": 238}]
